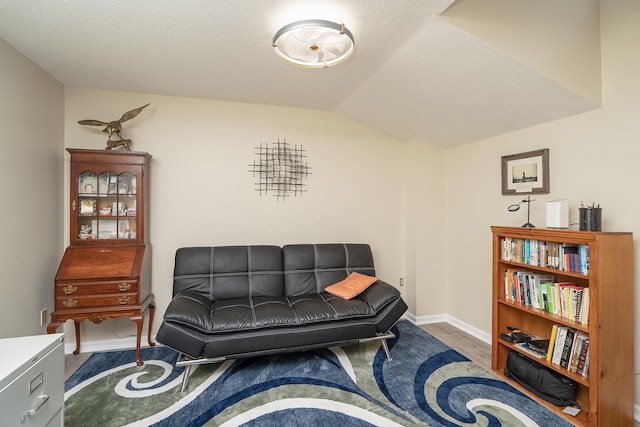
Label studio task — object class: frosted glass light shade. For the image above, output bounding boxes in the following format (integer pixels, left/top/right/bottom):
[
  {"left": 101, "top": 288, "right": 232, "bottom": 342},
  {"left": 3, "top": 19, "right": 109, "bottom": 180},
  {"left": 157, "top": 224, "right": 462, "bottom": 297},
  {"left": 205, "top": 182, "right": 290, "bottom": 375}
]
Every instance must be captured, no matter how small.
[{"left": 272, "top": 20, "right": 354, "bottom": 68}]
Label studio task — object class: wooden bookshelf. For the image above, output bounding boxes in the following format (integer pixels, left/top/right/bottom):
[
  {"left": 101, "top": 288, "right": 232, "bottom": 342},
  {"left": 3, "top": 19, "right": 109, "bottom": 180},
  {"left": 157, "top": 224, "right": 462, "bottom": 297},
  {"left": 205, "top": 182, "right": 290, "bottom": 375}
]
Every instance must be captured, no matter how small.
[{"left": 491, "top": 226, "right": 634, "bottom": 427}]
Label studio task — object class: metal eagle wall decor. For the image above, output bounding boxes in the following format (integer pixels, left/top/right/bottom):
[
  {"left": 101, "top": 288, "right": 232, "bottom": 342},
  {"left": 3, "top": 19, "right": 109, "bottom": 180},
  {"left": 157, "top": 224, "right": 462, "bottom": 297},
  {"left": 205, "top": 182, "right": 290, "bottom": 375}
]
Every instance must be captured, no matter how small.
[{"left": 78, "top": 103, "right": 150, "bottom": 151}]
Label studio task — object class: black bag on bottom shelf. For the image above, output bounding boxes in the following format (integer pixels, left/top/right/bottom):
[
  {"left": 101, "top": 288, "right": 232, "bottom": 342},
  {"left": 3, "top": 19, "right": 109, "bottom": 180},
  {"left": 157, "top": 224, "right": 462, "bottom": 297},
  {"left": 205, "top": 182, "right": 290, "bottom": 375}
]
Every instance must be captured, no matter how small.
[{"left": 504, "top": 351, "right": 578, "bottom": 406}]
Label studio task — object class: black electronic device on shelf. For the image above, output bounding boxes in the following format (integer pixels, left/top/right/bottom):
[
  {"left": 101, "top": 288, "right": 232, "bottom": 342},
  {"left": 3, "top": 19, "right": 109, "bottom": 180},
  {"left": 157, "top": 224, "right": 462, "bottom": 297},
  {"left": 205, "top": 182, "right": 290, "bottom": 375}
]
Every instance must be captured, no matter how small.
[{"left": 501, "top": 327, "right": 531, "bottom": 343}]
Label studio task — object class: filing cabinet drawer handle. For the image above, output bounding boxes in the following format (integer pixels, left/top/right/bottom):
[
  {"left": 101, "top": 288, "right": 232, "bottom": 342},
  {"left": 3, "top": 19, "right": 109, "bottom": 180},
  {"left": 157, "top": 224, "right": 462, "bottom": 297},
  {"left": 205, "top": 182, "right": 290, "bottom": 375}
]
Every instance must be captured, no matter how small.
[
  {"left": 20, "top": 394, "right": 49, "bottom": 422},
  {"left": 119, "top": 283, "right": 131, "bottom": 292},
  {"left": 63, "top": 285, "right": 78, "bottom": 294},
  {"left": 63, "top": 299, "right": 77, "bottom": 308},
  {"left": 119, "top": 296, "right": 130, "bottom": 305}
]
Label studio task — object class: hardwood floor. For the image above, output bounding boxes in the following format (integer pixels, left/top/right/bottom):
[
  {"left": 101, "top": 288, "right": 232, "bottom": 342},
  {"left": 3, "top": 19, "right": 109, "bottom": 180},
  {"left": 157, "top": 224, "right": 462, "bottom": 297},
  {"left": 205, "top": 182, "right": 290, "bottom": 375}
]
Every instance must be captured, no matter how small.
[
  {"left": 64, "top": 352, "right": 91, "bottom": 381},
  {"left": 419, "top": 322, "right": 491, "bottom": 370}
]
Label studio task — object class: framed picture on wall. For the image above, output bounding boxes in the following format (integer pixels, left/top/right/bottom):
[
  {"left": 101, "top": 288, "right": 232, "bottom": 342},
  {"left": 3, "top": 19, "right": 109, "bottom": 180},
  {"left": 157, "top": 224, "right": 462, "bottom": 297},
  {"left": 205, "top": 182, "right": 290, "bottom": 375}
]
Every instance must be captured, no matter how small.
[{"left": 501, "top": 149, "right": 549, "bottom": 195}]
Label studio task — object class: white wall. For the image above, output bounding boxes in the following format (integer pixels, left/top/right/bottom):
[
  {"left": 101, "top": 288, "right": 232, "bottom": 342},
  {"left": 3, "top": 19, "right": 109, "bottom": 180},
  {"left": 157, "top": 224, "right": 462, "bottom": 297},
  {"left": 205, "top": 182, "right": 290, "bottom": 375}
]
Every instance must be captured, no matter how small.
[
  {"left": 5, "top": 0, "right": 639, "bottom": 410},
  {"left": 443, "top": 0, "right": 640, "bottom": 404},
  {"left": 63, "top": 88, "right": 408, "bottom": 346},
  {"left": 405, "top": 139, "right": 446, "bottom": 319},
  {"left": 0, "top": 39, "right": 64, "bottom": 338},
  {"left": 443, "top": 0, "right": 602, "bottom": 105}
]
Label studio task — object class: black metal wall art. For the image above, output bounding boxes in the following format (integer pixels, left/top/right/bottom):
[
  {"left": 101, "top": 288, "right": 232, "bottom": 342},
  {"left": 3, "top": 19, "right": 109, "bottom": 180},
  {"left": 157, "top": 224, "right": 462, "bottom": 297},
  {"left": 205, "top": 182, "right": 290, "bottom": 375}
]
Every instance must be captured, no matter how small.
[{"left": 249, "top": 139, "right": 311, "bottom": 201}]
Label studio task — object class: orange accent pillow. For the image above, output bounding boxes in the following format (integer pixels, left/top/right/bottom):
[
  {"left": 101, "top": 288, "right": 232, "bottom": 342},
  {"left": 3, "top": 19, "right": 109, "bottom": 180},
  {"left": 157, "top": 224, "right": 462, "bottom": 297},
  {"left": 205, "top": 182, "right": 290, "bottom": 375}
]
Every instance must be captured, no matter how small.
[{"left": 325, "top": 272, "right": 378, "bottom": 299}]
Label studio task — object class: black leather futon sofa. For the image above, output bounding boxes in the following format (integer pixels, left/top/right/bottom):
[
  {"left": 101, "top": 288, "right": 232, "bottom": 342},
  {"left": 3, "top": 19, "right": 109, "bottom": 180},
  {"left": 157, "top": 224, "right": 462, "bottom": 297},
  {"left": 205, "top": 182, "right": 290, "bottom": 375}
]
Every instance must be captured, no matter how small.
[{"left": 156, "top": 243, "right": 408, "bottom": 390}]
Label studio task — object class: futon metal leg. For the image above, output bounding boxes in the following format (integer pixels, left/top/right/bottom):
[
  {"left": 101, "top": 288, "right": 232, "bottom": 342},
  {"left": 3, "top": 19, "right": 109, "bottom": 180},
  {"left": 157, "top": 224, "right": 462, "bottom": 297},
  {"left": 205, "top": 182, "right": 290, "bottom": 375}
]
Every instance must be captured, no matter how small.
[
  {"left": 381, "top": 338, "right": 392, "bottom": 360},
  {"left": 175, "top": 353, "right": 226, "bottom": 393},
  {"left": 180, "top": 364, "right": 193, "bottom": 392},
  {"left": 360, "top": 332, "right": 394, "bottom": 360}
]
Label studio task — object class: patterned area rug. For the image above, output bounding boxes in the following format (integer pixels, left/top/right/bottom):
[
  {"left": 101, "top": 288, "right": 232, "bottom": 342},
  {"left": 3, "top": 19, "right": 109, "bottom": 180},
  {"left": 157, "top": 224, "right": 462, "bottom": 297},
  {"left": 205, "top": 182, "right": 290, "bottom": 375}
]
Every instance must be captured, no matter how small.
[{"left": 64, "top": 321, "right": 574, "bottom": 426}]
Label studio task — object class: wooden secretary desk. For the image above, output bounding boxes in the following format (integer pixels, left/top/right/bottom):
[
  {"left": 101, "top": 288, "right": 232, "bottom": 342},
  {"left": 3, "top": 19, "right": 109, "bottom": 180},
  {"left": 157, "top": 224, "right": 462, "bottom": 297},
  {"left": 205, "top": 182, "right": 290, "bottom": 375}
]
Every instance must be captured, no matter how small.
[{"left": 47, "top": 148, "right": 155, "bottom": 365}]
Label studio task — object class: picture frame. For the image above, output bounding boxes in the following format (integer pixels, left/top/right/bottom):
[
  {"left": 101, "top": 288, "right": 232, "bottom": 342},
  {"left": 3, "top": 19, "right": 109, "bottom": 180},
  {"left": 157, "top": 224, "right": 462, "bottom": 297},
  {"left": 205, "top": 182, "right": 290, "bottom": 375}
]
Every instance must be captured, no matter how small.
[
  {"left": 79, "top": 197, "right": 96, "bottom": 216},
  {"left": 98, "top": 172, "right": 111, "bottom": 195},
  {"left": 117, "top": 175, "right": 130, "bottom": 194},
  {"left": 98, "top": 219, "right": 117, "bottom": 239},
  {"left": 501, "top": 149, "right": 549, "bottom": 195},
  {"left": 78, "top": 172, "right": 97, "bottom": 194}
]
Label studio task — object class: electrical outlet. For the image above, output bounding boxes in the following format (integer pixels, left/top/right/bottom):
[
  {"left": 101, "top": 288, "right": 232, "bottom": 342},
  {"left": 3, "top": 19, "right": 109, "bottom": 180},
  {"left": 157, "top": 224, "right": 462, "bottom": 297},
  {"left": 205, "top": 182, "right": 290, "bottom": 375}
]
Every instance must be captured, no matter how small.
[
  {"left": 399, "top": 277, "right": 404, "bottom": 286},
  {"left": 40, "top": 308, "right": 48, "bottom": 326}
]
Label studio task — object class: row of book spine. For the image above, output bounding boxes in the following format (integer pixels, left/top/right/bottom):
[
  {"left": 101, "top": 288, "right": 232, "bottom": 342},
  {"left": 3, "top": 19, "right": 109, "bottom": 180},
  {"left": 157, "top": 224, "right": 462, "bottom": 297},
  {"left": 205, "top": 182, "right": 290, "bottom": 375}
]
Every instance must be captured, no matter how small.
[
  {"left": 504, "top": 269, "right": 590, "bottom": 325},
  {"left": 547, "top": 325, "right": 590, "bottom": 377},
  {"left": 500, "top": 237, "right": 590, "bottom": 275}
]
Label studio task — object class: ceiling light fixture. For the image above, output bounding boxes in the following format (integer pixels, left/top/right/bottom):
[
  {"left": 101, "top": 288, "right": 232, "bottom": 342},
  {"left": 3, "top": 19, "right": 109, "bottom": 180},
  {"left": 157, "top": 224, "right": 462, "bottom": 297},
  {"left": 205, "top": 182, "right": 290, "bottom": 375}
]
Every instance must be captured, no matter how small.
[{"left": 272, "top": 19, "right": 355, "bottom": 68}]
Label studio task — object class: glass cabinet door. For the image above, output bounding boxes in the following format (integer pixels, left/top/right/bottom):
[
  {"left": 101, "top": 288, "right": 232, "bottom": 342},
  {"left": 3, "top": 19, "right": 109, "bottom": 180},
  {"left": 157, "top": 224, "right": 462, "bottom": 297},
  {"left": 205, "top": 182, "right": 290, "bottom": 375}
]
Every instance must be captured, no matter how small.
[{"left": 77, "top": 171, "right": 137, "bottom": 241}]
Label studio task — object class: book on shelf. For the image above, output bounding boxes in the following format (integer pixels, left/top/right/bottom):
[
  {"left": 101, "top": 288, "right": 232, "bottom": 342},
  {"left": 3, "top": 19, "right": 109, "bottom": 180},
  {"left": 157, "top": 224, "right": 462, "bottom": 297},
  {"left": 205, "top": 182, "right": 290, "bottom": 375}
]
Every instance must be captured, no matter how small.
[
  {"left": 504, "top": 275, "right": 590, "bottom": 325},
  {"left": 546, "top": 324, "right": 558, "bottom": 361},
  {"left": 563, "top": 245, "right": 579, "bottom": 273},
  {"left": 527, "top": 339, "right": 550, "bottom": 355},
  {"left": 559, "top": 284, "right": 589, "bottom": 325},
  {"left": 546, "top": 324, "right": 590, "bottom": 376},
  {"left": 551, "top": 326, "right": 569, "bottom": 365},
  {"left": 515, "top": 342, "right": 547, "bottom": 359},
  {"left": 559, "top": 328, "right": 576, "bottom": 368},
  {"left": 531, "top": 273, "right": 555, "bottom": 309},
  {"left": 578, "top": 340, "right": 591, "bottom": 377},
  {"left": 503, "top": 269, "right": 557, "bottom": 308},
  {"left": 578, "top": 288, "right": 590, "bottom": 325},
  {"left": 569, "top": 332, "right": 589, "bottom": 373},
  {"left": 548, "top": 284, "right": 558, "bottom": 316},
  {"left": 540, "top": 284, "right": 549, "bottom": 312},
  {"left": 500, "top": 237, "right": 590, "bottom": 275},
  {"left": 578, "top": 245, "right": 590, "bottom": 276},
  {"left": 557, "top": 282, "right": 584, "bottom": 322}
]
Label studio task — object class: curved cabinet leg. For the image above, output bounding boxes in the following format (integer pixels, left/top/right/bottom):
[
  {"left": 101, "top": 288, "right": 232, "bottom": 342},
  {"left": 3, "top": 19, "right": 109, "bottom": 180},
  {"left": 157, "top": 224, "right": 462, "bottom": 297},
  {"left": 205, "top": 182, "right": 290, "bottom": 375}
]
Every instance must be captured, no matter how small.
[
  {"left": 46, "top": 320, "right": 63, "bottom": 335},
  {"left": 73, "top": 321, "right": 81, "bottom": 355},
  {"left": 131, "top": 314, "right": 144, "bottom": 366},
  {"left": 147, "top": 302, "right": 156, "bottom": 347}
]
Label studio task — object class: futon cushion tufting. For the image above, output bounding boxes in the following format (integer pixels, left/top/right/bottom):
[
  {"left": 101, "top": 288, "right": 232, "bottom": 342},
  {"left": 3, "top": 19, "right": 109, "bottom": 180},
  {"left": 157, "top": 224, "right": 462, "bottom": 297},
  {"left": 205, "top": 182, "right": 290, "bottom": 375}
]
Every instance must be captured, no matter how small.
[{"left": 162, "top": 290, "right": 374, "bottom": 334}]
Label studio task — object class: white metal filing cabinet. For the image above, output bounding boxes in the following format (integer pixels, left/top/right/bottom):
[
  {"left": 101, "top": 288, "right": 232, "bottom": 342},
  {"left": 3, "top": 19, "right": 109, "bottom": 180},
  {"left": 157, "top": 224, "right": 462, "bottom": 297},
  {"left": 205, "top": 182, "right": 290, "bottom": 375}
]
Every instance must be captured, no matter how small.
[{"left": 0, "top": 333, "right": 64, "bottom": 426}]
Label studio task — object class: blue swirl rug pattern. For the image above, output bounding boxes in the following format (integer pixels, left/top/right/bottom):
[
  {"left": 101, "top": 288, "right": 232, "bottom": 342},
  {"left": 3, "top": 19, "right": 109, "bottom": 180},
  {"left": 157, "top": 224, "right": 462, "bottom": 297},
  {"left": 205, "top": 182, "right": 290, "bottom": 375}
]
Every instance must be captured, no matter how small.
[{"left": 64, "top": 321, "right": 574, "bottom": 426}]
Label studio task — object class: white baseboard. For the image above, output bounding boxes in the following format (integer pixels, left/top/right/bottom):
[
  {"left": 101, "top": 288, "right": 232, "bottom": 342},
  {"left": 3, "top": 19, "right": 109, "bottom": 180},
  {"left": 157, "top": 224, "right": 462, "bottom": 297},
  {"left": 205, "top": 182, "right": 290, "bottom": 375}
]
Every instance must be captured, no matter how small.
[{"left": 411, "top": 312, "right": 491, "bottom": 344}]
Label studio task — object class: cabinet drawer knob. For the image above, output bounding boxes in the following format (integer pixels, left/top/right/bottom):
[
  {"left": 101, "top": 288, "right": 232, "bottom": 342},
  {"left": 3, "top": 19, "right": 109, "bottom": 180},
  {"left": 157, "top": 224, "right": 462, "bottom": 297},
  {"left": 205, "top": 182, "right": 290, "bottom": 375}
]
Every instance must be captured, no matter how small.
[
  {"left": 119, "top": 296, "right": 130, "bottom": 305},
  {"left": 100, "top": 249, "right": 112, "bottom": 253},
  {"left": 63, "top": 299, "right": 77, "bottom": 308},
  {"left": 63, "top": 285, "right": 78, "bottom": 294},
  {"left": 119, "top": 283, "right": 131, "bottom": 292},
  {"left": 20, "top": 394, "right": 49, "bottom": 422}
]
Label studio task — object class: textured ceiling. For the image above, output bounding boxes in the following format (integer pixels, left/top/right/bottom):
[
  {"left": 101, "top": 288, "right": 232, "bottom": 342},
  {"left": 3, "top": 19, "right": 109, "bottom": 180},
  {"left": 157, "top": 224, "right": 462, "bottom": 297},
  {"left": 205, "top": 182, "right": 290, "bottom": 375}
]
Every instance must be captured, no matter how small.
[{"left": 0, "top": 0, "right": 600, "bottom": 147}]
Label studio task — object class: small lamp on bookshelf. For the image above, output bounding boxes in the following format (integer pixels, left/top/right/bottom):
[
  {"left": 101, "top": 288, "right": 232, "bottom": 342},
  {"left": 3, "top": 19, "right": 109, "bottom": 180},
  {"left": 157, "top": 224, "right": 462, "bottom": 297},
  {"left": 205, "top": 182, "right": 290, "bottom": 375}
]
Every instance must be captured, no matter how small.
[{"left": 508, "top": 195, "right": 535, "bottom": 228}]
